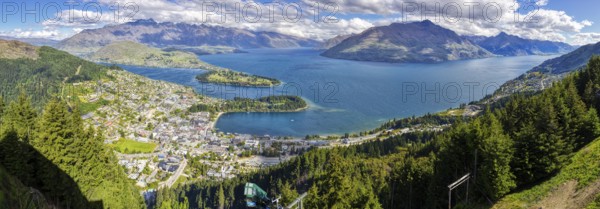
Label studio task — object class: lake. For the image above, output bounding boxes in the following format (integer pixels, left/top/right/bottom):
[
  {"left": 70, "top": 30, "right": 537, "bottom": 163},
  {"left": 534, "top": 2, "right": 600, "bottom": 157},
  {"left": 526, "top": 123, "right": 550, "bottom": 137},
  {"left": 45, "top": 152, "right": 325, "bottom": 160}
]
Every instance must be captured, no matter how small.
[{"left": 121, "top": 48, "right": 556, "bottom": 137}]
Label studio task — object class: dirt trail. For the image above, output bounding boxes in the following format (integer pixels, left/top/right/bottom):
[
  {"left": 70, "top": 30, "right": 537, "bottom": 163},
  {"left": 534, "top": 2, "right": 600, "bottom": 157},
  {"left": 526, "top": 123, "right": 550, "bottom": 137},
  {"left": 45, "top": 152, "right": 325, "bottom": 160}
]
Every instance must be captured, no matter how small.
[{"left": 530, "top": 179, "right": 600, "bottom": 209}]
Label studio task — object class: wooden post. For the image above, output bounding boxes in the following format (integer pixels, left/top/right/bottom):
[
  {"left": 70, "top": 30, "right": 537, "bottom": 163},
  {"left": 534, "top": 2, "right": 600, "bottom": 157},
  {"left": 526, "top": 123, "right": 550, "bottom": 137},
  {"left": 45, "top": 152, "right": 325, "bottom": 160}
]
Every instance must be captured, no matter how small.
[
  {"left": 447, "top": 173, "right": 470, "bottom": 209},
  {"left": 448, "top": 189, "right": 452, "bottom": 209}
]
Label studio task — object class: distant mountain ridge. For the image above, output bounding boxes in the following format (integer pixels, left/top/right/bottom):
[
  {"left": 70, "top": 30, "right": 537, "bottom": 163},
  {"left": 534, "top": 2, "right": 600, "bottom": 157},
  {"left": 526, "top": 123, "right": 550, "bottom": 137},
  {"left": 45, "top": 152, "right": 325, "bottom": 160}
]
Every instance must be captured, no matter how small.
[
  {"left": 0, "top": 36, "right": 59, "bottom": 47},
  {"left": 467, "top": 32, "right": 574, "bottom": 56},
  {"left": 529, "top": 41, "right": 600, "bottom": 75},
  {"left": 491, "top": 41, "right": 600, "bottom": 97},
  {"left": 57, "top": 19, "right": 320, "bottom": 55},
  {"left": 321, "top": 20, "right": 494, "bottom": 63},
  {"left": 0, "top": 39, "right": 40, "bottom": 59},
  {"left": 321, "top": 21, "right": 574, "bottom": 63},
  {"left": 319, "top": 34, "right": 354, "bottom": 49}
]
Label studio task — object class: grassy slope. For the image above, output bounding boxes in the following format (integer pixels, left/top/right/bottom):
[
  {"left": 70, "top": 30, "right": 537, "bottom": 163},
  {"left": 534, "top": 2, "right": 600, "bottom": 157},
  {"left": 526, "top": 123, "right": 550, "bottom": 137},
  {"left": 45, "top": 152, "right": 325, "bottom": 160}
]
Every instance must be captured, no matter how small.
[
  {"left": 89, "top": 41, "right": 210, "bottom": 69},
  {"left": 492, "top": 138, "right": 600, "bottom": 209},
  {"left": 0, "top": 39, "right": 39, "bottom": 59}
]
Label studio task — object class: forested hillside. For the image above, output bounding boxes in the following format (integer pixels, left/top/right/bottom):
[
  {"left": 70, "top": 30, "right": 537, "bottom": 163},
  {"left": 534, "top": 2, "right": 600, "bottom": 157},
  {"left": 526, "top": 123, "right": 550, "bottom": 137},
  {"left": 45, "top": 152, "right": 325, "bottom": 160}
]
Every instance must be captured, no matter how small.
[
  {"left": 0, "top": 43, "right": 111, "bottom": 108},
  {"left": 0, "top": 94, "right": 144, "bottom": 209},
  {"left": 156, "top": 57, "right": 600, "bottom": 209}
]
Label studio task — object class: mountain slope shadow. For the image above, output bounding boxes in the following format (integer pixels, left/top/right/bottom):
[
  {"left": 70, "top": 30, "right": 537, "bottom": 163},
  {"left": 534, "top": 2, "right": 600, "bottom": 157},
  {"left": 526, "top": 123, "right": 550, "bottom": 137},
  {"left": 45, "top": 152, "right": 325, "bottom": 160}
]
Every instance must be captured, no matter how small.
[{"left": 0, "top": 130, "right": 103, "bottom": 209}]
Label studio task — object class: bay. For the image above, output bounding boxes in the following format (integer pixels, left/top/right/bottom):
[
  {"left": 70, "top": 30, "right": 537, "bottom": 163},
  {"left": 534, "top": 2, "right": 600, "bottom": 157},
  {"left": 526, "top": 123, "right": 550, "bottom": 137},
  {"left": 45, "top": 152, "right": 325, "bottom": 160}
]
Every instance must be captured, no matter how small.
[{"left": 121, "top": 48, "right": 556, "bottom": 137}]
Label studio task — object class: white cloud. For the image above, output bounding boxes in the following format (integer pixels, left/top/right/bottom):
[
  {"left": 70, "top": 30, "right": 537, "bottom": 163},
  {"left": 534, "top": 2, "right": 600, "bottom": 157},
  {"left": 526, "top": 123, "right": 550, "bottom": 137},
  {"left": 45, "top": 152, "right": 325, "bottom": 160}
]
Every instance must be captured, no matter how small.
[
  {"left": 0, "top": 27, "right": 63, "bottom": 40},
  {"left": 570, "top": 33, "right": 600, "bottom": 46},
  {"left": 365, "top": 6, "right": 592, "bottom": 43},
  {"left": 25, "top": 0, "right": 596, "bottom": 43},
  {"left": 536, "top": 0, "right": 549, "bottom": 6}
]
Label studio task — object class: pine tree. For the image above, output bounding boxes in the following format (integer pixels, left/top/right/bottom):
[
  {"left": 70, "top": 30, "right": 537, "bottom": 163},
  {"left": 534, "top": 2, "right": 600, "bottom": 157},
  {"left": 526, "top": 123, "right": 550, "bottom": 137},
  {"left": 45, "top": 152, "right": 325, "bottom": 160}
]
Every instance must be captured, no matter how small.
[
  {"left": 0, "top": 95, "right": 5, "bottom": 119},
  {"left": 320, "top": 153, "right": 352, "bottom": 208},
  {"left": 217, "top": 184, "right": 225, "bottom": 209},
  {"left": 305, "top": 185, "right": 321, "bottom": 209},
  {"left": 33, "top": 99, "right": 73, "bottom": 164},
  {"left": 0, "top": 93, "right": 36, "bottom": 186},
  {"left": 5, "top": 92, "right": 36, "bottom": 141},
  {"left": 477, "top": 114, "right": 516, "bottom": 199},
  {"left": 280, "top": 181, "right": 299, "bottom": 206},
  {"left": 32, "top": 99, "right": 72, "bottom": 200}
]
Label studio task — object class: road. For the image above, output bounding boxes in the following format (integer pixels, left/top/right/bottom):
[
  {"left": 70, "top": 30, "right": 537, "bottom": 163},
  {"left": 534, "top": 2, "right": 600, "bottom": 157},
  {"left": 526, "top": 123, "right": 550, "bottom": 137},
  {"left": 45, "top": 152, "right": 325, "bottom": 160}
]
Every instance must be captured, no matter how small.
[
  {"left": 146, "top": 169, "right": 158, "bottom": 184},
  {"left": 159, "top": 158, "right": 187, "bottom": 189}
]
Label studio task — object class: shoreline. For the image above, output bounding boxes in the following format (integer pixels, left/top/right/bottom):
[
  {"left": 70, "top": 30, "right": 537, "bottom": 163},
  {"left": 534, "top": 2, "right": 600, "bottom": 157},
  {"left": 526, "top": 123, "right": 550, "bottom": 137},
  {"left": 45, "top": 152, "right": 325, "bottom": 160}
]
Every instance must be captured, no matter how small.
[
  {"left": 97, "top": 60, "right": 281, "bottom": 88},
  {"left": 210, "top": 112, "right": 224, "bottom": 130},
  {"left": 95, "top": 60, "right": 209, "bottom": 70},
  {"left": 209, "top": 104, "right": 309, "bottom": 132}
]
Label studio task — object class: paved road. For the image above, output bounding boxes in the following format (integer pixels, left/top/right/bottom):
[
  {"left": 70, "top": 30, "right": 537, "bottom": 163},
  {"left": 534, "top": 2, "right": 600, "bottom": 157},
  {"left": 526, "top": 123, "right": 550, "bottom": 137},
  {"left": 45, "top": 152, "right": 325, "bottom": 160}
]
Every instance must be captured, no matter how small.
[
  {"left": 146, "top": 169, "right": 158, "bottom": 183},
  {"left": 159, "top": 158, "right": 187, "bottom": 189}
]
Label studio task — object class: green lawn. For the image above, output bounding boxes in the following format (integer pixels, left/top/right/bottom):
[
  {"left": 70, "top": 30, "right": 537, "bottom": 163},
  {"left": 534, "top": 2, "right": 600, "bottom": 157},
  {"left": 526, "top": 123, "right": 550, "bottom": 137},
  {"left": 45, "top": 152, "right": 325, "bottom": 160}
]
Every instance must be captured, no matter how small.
[
  {"left": 79, "top": 99, "right": 110, "bottom": 114},
  {"left": 110, "top": 139, "right": 157, "bottom": 154}
]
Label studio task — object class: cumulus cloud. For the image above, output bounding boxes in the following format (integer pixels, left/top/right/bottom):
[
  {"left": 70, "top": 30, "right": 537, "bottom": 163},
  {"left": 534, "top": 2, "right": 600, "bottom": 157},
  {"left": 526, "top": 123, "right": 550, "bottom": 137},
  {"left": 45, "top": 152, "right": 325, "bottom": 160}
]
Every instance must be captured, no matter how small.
[
  {"left": 570, "top": 33, "right": 600, "bottom": 46},
  {"left": 0, "top": 27, "right": 63, "bottom": 40},
  {"left": 341, "top": 1, "right": 591, "bottom": 43},
  {"left": 536, "top": 0, "right": 549, "bottom": 6},
  {"left": 17, "top": 0, "right": 595, "bottom": 44}
]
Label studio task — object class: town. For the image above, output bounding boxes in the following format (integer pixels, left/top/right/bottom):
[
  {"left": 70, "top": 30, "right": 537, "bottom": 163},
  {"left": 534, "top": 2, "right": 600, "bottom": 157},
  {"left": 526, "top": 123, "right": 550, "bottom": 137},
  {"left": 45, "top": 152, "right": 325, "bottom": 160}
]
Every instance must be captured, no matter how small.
[{"left": 71, "top": 69, "right": 450, "bottom": 194}]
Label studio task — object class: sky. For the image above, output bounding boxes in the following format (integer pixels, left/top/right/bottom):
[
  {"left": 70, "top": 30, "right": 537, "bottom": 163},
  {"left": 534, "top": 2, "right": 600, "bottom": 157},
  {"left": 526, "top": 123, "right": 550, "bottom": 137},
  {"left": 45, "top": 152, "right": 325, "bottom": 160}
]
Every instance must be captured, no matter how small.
[{"left": 0, "top": 0, "right": 599, "bottom": 45}]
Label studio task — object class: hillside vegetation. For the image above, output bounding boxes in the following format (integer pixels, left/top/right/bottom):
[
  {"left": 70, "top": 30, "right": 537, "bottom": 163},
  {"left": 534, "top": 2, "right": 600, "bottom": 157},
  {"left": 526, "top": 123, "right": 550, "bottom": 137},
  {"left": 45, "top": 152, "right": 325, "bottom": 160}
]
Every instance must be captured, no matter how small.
[
  {"left": 0, "top": 94, "right": 144, "bottom": 209},
  {"left": 493, "top": 41, "right": 600, "bottom": 96},
  {"left": 0, "top": 43, "right": 110, "bottom": 108},
  {"left": 0, "top": 165, "right": 54, "bottom": 209},
  {"left": 0, "top": 41, "right": 144, "bottom": 208},
  {"left": 196, "top": 71, "right": 281, "bottom": 87},
  {"left": 492, "top": 137, "right": 600, "bottom": 208},
  {"left": 189, "top": 95, "right": 307, "bottom": 114},
  {"left": 156, "top": 57, "right": 600, "bottom": 209}
]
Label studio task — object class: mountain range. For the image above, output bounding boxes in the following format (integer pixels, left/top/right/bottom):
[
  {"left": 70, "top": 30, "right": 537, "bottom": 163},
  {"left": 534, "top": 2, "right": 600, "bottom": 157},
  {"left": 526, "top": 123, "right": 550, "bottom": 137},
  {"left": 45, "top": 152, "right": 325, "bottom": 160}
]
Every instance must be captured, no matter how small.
[
  {"left": 57, "top": 19, "right": 320, "bottom": 55},
  {"left": 529, "top": 41, "right": 600, "bottom": 75},
  {"left": 467, "top": 32, "right": 574, "bottom": 56},
  {"left": 57, "top": 19, "right": 575, "bottom": 64},
  {"left": 321, "top": 21, "right": 574, "bottom": 63},
  {"left": 319, "top": 34, "right": 354, "bottom": 49},
  {"left": 321, "top": 20, "right": 494, "bottom": 63},
  {"left": 490, "top": 39, "right": 600, "bottom": 97}
]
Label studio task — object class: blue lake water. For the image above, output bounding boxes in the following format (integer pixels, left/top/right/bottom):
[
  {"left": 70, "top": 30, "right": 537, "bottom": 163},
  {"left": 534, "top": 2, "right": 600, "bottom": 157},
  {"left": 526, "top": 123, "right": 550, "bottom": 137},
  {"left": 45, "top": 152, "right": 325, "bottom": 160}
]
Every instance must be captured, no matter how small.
[{"left": 120, "top": 48, "right": 556, "bottom": 137}]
